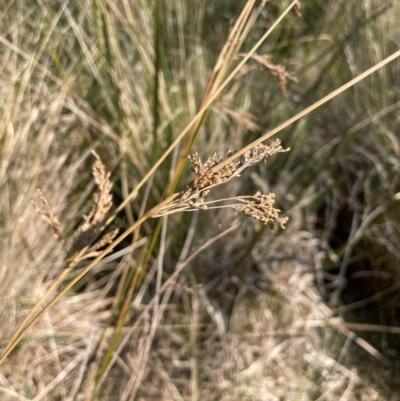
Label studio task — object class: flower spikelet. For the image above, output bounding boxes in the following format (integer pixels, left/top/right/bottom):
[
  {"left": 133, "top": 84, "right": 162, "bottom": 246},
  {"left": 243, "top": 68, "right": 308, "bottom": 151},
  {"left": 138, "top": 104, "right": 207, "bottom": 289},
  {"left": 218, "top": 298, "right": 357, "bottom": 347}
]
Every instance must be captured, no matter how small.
[
  {"left": 32, "top": 189, "right": 63, "bottom": 243},
  {"left": 188, "top": 139, "right": 289, "bottom": 192},
  {"left": 72, "top": 151, "right": 114, "bottom": 255},
  {"left": 154, "top": 139, "right": 289, "bottom": 225},
  {"left": 232, "top": 192, "right": 289, "bottom": 229},
  {"left": 251, "top": 54, "right": 297, "bottom": 92}
]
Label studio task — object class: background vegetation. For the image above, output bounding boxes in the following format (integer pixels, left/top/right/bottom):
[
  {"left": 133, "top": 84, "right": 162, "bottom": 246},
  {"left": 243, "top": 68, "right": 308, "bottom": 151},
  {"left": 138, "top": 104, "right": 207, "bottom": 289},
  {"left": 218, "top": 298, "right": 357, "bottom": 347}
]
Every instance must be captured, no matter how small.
[{"left": 1, "top": 0, "right": 400, "bottom": 399}]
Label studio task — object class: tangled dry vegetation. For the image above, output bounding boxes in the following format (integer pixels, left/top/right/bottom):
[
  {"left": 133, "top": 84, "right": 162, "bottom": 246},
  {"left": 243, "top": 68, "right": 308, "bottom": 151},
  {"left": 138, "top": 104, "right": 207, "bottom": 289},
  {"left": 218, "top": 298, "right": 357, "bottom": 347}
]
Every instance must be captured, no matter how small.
[
  {"left": 1, "top": 147, "right": 382, "bottom": 401},
  {"left": 1, "top": 0, "right": 400, "bottom": 400}
]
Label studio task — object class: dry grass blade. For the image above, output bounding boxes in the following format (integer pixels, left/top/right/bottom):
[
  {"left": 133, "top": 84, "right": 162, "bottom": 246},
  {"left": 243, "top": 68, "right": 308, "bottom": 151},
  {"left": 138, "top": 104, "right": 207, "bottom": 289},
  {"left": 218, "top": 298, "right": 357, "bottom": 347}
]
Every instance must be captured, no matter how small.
[
  {"left": 164, "top": 0, "right": 262, "bottom": 196},
  {"left": 210, "top": 48, "right": 400, "bottom": 174}
]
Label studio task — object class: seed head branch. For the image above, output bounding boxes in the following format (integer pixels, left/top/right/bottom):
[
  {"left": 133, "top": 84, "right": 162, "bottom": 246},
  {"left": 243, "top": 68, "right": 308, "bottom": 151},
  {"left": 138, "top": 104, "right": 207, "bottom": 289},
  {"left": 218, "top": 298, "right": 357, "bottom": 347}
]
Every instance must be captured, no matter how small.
[{"left": 153, "top": 140, "right": 289, "bottom": 229}]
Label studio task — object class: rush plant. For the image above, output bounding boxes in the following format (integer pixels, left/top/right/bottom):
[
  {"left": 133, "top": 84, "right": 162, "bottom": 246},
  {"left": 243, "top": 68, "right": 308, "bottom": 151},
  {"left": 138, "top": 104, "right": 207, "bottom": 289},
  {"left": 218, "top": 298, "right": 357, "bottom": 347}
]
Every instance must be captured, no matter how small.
[{"left": 1, "top": 0, "right": 400, "bottom": 400}]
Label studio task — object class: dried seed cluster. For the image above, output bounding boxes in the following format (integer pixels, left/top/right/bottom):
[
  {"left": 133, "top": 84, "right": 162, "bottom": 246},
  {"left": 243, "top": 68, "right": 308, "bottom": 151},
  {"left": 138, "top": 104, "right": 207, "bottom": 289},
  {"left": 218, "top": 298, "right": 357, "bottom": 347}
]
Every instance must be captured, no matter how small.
[
  {"left": 71, "top": 151, "right": 118, "bottom": 259},
  {"left": 154, "top": 139, "right": 289, "bottom": 229},
  {"left": 32, "top": 189, "right": 63, "bottom": 243},
  {"left": 188, "top": 139, "right": 287, "bottom": 192},
  {"left": 251, "top": 54, "right": 297, "bottom": 92},
  {"left": 232, "top": 192, "right": 289, "bottom": 229}
]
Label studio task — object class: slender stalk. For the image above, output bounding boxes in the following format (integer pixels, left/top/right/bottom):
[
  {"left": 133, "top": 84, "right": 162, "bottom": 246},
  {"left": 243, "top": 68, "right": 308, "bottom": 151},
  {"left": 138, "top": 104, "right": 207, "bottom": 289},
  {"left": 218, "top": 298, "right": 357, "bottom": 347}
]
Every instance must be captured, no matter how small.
[{"left": 211, "top": 48, "right": 400, "bottom": 173}]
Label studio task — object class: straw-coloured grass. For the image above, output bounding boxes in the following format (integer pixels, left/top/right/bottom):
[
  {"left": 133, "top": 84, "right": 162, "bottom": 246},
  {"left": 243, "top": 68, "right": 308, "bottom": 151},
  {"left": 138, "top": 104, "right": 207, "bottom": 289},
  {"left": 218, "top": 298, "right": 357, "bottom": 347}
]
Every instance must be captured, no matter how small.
[{"left": 1, "top": 0, "right": 400, "bottom": 400}]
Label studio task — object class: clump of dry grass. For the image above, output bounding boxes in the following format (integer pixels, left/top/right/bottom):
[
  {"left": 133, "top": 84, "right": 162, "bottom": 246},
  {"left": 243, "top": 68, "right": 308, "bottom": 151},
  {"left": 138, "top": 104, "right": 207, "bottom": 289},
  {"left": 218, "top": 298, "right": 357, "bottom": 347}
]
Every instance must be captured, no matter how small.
[
  {"left": 0, "top": 134, "right": 289, "bottom": 367},
  {"left": 143, "top": 231, "right": 383, "bottom": 401},
  {"left": 1, "top": 0, "right": 400, "bottom": 400}
]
